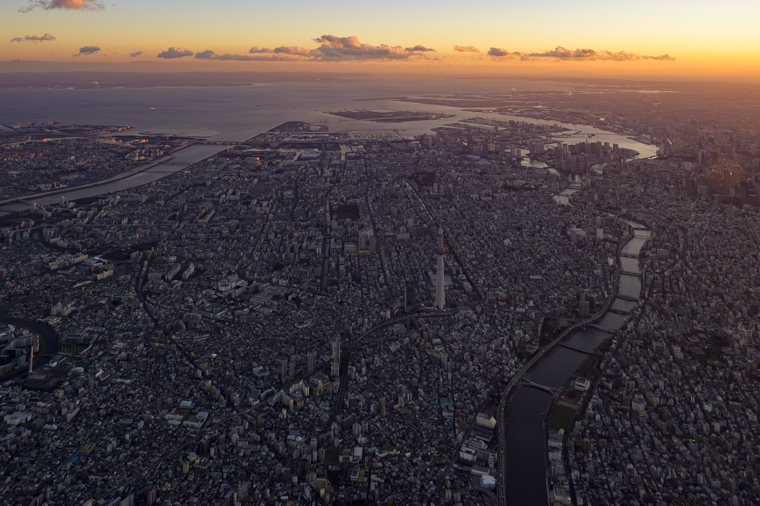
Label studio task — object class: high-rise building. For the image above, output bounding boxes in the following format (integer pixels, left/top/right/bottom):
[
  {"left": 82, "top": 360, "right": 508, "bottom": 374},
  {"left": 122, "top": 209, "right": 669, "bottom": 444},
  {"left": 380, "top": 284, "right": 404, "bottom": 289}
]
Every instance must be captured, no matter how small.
[
  {"left": 306, "top": 353, "right": 316, "bottom": 375},
  {"left": 28, "top": 338, "right": 34, "bottom": 373},
  {"left": 331, "top": 339, "right": 341, "bottom": 377},
  {"left": 579, "top": 291, "right": 595, "bottom": 317},
  {"left": 281, "top": 359, "right": 289, "bottom": 380},
  {"left": 434, "top": 225, "right": 446, "bottom": 310},
  {"left": 588, "top": 295, "right": 597, "bottom": 313}
]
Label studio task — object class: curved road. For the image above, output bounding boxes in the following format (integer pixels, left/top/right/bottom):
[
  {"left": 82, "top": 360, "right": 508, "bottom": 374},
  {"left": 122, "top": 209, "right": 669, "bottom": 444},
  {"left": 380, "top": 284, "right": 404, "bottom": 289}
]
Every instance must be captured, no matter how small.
[
  {"left": 0, "top": 316, "right": 59, "bottom": 373},
  {"left": 333, "top": 310, "right": 456, "bottom": 415}
]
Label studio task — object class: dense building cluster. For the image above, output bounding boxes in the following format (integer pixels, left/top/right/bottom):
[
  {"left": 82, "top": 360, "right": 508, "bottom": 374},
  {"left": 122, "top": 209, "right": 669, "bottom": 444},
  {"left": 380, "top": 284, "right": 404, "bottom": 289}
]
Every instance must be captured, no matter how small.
[
  {"left": 0, "top": 123, "right": 188, "bottom": 200},
  {"left": 0, "top": 116, "right": 620, "bottom": 505},
  {"left": 1, "top": 81, "right": 760, "bottom": 506},
  {"left": 564, "top": 157, "right": 760, "bottom": 506}
]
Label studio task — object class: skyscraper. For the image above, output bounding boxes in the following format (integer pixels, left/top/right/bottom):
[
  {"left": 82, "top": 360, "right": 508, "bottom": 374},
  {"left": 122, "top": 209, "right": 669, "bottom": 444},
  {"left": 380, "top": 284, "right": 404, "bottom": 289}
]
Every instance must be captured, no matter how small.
[
  {"left": 281, "top": 359, "right": 289, "bottom": 380},
  {"left": 331, "top": 339, "right": 341, "bottom": 377},
  {"left": 435, "top": 224, "right": 445, "bottom": 310}
]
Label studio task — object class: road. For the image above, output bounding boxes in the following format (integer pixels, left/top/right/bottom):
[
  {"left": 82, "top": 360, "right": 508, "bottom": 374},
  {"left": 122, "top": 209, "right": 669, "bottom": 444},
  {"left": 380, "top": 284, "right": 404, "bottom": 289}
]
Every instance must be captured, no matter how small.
[
  {"left": 433, "top": 397, "right": 488, "bottom": 497},
  {"left": 0, "top": 316, "right": 59, "bottom": 373},
  {"left": 92, "top": 397, "right": 267, "bottom": 503},
  {"left": 333, "top": 310, "right": 456, "bottom": 415},
  {"left": 92, "top": 260, "right": 321, "bottom": 503}
]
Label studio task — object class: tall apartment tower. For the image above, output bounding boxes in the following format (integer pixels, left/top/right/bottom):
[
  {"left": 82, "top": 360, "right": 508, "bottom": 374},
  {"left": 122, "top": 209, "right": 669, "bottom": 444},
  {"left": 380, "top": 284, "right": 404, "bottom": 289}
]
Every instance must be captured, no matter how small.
[
  {"left": 434, "top": 224, "right": 446, "bottom": 310},
  {"left": 331, "top": 339, "right": 341, "bottom": 377},
  {"left": 281, "top": 359, "right": 289, "bottom": 380}
]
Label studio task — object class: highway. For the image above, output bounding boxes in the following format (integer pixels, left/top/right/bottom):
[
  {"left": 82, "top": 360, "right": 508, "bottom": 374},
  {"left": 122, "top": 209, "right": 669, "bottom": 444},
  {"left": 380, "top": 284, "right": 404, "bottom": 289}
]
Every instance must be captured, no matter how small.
[
  {"left": 333, "top": 310, "right": 456, "bottom": 415},
  {"left": 0, "top": 316, "right": 59, "bottom": 372}
]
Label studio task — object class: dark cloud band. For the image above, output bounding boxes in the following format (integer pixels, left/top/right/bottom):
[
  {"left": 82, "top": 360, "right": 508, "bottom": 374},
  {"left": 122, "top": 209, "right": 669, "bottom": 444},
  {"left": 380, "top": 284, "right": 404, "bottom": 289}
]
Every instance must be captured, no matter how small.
[
  {"left": 157, "top": 47, "right": 194, "bottom": 59},
  {"left": 74, "top": 45, "right": 100, "bottom": 56},
  {"left": 20, "top": 0, "right": 103, "bottom": 13},
  {"left": 10, "top": 33, "right": 56, "bottom": 43},
  {"left": 486, "top": 45, "right": 675, "bottom": 62}
]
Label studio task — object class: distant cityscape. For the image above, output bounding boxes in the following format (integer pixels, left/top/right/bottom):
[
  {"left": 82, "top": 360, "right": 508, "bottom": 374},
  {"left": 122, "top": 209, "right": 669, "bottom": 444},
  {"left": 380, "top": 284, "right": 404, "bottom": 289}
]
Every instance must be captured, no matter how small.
[{"left": 1, "top": 83, "right": 759, "bottom": 506}]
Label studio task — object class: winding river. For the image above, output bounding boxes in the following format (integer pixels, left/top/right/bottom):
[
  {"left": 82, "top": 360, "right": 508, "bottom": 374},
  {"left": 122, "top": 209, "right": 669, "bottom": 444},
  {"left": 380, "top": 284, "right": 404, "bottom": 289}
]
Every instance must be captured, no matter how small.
[{"left": 503, "top": 223, "right": 650, "bottom": 505}]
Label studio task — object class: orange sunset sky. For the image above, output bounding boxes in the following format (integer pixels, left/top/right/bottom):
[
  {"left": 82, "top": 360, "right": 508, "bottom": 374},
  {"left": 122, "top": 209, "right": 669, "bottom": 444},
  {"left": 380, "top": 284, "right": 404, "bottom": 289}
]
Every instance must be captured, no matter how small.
[{"left": 2, "top": 0, "right": 758, "bottom": 80}]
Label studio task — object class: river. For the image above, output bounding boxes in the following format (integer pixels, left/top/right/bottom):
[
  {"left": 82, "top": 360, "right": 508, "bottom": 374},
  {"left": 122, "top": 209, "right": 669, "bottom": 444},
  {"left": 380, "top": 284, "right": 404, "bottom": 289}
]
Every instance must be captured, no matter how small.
[{"left": 503, "top": 223, "right": 650, "bottom": 506}]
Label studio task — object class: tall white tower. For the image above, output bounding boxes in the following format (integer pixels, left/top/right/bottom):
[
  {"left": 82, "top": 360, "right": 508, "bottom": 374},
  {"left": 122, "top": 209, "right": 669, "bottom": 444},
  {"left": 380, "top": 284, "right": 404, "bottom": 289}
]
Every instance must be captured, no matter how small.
[
  {"left": 434, "top": 225, "right": 445, "bottom": 310},
  {"left": 28, "top": 335, "right": 37, "bottom": 373}
]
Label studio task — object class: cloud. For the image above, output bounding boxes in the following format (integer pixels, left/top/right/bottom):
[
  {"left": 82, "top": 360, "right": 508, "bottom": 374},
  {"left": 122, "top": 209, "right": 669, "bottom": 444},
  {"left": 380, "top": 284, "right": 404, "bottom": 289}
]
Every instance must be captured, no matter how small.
[
  {"left": 193, "top": 50, "right": 216, "bottom": 59},
  {"left": 527, "top": 46, "right": 676, "bottom": 62},
  {"left": 157, "top": 47, "right": 194, "bottom": 59},
  {"left": 20, "top": 0, "right": 103, "bottom": 12},
  {"left": 641, "top": 54, "right": 675, "bottom": 61},
  {"left": 405, "top": 45, "right": 435, "bottom": 52},
  {"left": 594, "top": 50, "right": 640, "bottom": 62},
  {"left": 129, "top": 51, "right": 144, "bottom": 58},
  {"left": 74, "top": 45, "right": 100, "bottom": 56},
  {"left": 10, "top": 33, "right": 56, "bottom": 43},
  {"left": 244, "top": 36, "right": 435, "bottom": 61},
  {"left": 454, "top": 45, "right": 480, "bottom": 53},
  {"left": 194, "top": 50, "right": 299, "bottom": 62},
  {"left": 487, "top": 47, "right": 512, "bottom": 57},
  {"left": 530, "top": 46, "right": 597, "bottom": 59},
  {"left": 310, "top": 35, "right": 434, "bottom": 60},
  {"left": 484, "top": 45, "right": 675, "bottom": 62},
  {"left": 273, "top": 46, "right": 311, "bottom": 56}
]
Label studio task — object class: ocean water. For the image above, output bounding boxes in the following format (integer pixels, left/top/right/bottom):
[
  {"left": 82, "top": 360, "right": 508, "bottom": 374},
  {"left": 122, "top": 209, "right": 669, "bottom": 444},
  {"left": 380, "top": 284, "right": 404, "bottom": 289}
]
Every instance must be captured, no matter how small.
[
  {"left": 0, "top": 78, "right": 656, "bottom": 158},
  {"left": 0, "top": 79, "right": 560, "bottom": 141}
]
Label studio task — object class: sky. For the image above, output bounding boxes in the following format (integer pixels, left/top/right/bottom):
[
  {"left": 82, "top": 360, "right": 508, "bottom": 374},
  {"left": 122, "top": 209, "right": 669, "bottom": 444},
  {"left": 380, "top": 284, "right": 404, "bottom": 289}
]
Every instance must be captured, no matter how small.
[{"left": 2, "top": 0, "right": 759, "bottom": 80}]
